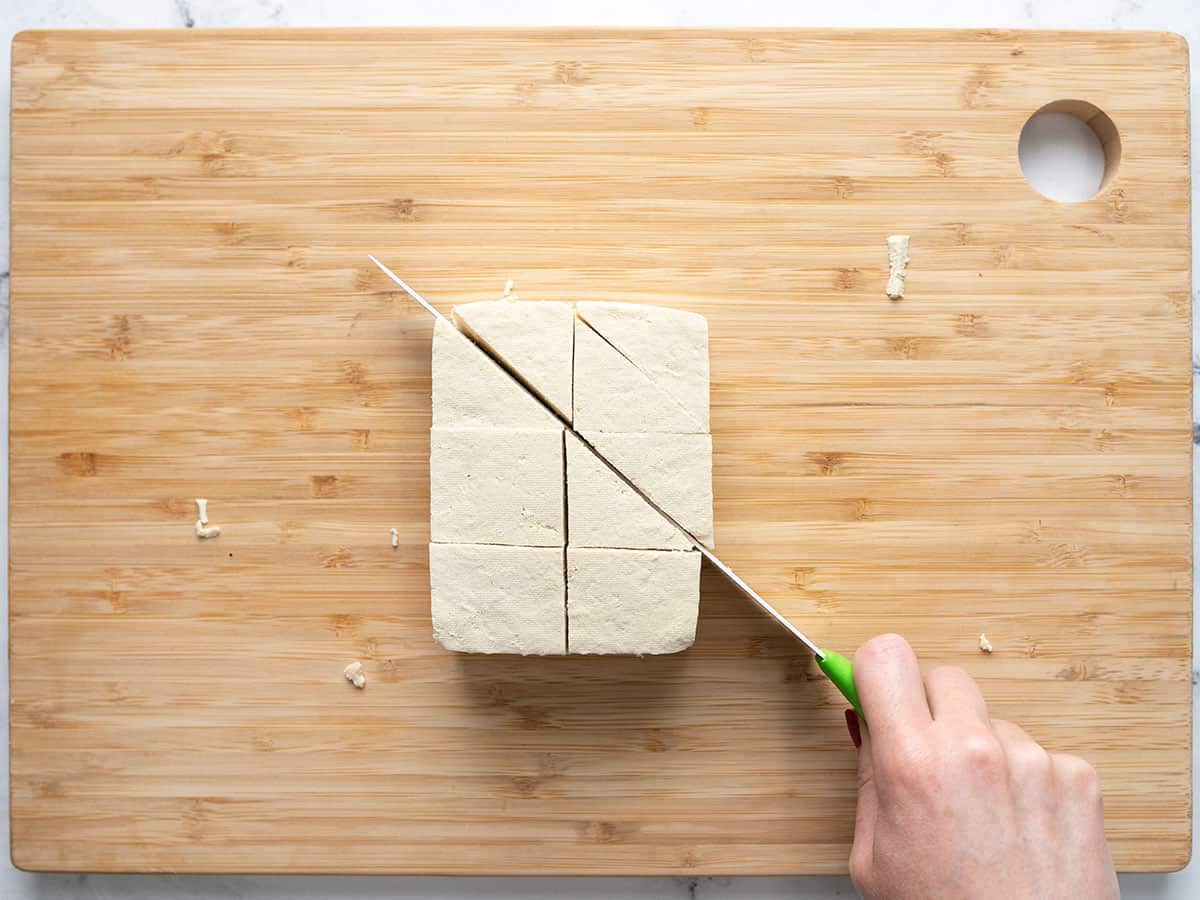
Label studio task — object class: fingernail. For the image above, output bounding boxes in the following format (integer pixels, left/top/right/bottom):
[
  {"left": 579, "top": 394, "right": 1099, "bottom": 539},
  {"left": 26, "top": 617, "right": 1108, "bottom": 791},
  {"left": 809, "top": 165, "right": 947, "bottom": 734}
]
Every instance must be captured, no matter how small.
[{"left": 845, "top": 709, "right": 862, "bottom": 748}]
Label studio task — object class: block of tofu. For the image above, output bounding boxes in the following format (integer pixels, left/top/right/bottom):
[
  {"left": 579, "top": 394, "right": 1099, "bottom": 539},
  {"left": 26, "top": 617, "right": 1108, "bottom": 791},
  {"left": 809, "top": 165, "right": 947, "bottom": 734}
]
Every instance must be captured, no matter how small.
[
  {"left": 576, "top": 301, "right": 710, "bottom": 430},
  {"left": 573, "top": 318, "right": 704, "bottom": 433},
  {"left": 582, "top": 431, "right": 713, "bottom": 547},
  {"left": 430, "top": 543, "right": 565, "bottom": 654},
  {"left": 430, "top": 427, "right": 564, "bottom": 547},
  {"left": 566, "top": 432, "right": 690, "bottom": 550},
  {"left": 452, "top": 299, "right": 574, "bottom": 422},
  {"left": 431, "top": 317, "right": 558, "bottom": 429},
  {"left": 567, "top": 548, "right": 700, "bottom": 654}
]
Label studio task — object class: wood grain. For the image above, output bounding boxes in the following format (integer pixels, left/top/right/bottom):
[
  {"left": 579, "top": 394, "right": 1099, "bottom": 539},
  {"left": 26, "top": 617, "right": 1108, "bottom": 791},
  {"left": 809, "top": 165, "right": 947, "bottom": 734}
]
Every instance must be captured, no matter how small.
[{"left": 8, "top": 28, "right": 1191, "bottom": 874}]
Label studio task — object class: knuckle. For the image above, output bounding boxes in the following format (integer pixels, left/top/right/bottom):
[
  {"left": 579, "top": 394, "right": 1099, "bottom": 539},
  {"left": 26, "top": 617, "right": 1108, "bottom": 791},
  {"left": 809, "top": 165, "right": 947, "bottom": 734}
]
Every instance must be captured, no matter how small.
[
  {"left": 960, "top": 732, "right": 1006, "bottom": 775},
  {"left": 887, "top": 744, "right": 938, "bottom": 794},
  {"left": 1012, "top": 743, "right": 1052, "bottom": 776},
  {"left": 894, "top": 766, "right": 937, "bottom": 800},
  {"left": 927, "top": 664, "right": 967, "bottom": 685},
  {"left": 993, "top": 719, "right": 1046, "bottom": 761},
  {"left": 1055, "top": 754, "right": 1101, "bottom": 796},
  {"left": 883, "top": 733, "right": 928, "bottom": 770},
  {"left": 925, "top": 665, "right": 972, "bottom": 697},
  {"left": 876, "top": 735, "right": 934, "bottom": 791}
]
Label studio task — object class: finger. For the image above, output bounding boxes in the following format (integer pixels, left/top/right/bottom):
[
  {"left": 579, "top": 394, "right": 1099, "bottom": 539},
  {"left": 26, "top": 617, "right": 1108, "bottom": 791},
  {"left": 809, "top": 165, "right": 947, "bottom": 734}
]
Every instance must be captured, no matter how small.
[
  {"left": 1051, "top": 753, "right": 1117, "bottom": 899},
  {"left": 993, "top": 719, "right": 1054, "bottom": 795},
  {"left": 849, "top": 720, "right": 878, "bottom": 890},
  {"left": 990, "top": 717, "right": 1035, "bottom": 748},
  {"left": 853, "top": 633, "right": 933, "bottom": 741},
  {"left": 1052, "top": 753, "right": 1104, "bottom": 816},
  {"left": 924, "top": 665, "right": 990, "bottom": 725}
]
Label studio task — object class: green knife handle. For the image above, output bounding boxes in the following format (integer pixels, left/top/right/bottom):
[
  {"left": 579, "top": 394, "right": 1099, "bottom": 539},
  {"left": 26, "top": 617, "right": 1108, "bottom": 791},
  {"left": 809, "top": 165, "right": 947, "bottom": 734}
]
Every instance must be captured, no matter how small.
[{"left": 818, "top": 650, "right": 863, "bottom": 721}]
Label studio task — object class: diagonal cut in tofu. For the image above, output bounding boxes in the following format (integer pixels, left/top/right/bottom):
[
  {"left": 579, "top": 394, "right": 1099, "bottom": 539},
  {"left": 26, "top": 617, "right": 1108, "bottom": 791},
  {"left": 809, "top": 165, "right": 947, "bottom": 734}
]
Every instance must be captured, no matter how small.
[
  {"left": 452, "top": 299, "right": 575, "bottom": 422},
  {"left": 573, "top": 318, "right": 705, "bottom": 433},
  {"left": 566, "top": 432, "right": 691, "bottom": 550},
  {"left": 432, "top": 317, "right": 558, "bottom": 429},
  {"left": 575, "top": 301, "right": 710, "bottom": 430},
  {"left": 581, "top": 431, "right": 714, "bottom": 547}
]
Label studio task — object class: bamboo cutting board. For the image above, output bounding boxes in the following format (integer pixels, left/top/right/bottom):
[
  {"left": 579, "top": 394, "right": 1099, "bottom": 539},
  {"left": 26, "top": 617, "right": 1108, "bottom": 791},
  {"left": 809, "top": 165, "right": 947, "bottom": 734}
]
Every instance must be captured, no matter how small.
[{"left": 8, "top": 29, "right": 1192, "bottom": 874}]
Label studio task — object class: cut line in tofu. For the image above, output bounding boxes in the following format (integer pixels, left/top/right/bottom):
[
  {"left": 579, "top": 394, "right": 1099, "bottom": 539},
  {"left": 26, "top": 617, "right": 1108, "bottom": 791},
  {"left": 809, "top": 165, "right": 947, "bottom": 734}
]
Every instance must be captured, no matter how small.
[
  {"left": 567, "top": 548, "right": 700, "bottom": 655},
  {"left": 581, "top": 431, "right": 714, "bottom": 547},
  {"left": 572, "top": 318, "right": 705, "bottom": 433},
  {"left": 566, "top": 432, "right": 691, "bottom": 550},
  {"left": 429, "top": 427, "right": 565, "bottom": 547},
  {"left": 432, "top": 317, "right": 558, "bottom": 429},
  {"left": 452, "top": 299, "right": 575, "bottom": 422},
  {"left": 430, "top": 543, "right": 566, "bottom": 655},
  {"left": 575, "top": 301, "right": 710, "bottom": 430},
  {"left": 428, "top": 297, "right": 714, "bottom": 658}
]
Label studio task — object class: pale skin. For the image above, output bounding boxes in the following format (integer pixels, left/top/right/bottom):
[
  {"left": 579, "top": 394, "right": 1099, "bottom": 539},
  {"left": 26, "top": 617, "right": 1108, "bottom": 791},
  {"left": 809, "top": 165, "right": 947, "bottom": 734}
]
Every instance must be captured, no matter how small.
[{"left": 849, "top": 634, "right": 1119, "bottom": 900}]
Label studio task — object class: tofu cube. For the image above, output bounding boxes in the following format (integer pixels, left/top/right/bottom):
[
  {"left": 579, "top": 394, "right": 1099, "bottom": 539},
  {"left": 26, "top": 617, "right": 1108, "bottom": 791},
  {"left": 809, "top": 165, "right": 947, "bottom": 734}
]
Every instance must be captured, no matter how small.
[
  {"left": 430, "top": 427, "right": 564, "bottom": 547},
  {"left": 430, "top": 543, "right": 566, "bottom": 654},
  {"left": 567, "top": 548, "right": 700, "bottom": 655}
]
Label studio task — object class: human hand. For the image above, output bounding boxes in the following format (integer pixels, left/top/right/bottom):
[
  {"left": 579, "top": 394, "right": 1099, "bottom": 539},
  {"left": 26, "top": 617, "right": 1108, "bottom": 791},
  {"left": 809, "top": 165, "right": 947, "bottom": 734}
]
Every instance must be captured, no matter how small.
[{"left": 847, "top": 633, "right": 1118, "bottom": 900}]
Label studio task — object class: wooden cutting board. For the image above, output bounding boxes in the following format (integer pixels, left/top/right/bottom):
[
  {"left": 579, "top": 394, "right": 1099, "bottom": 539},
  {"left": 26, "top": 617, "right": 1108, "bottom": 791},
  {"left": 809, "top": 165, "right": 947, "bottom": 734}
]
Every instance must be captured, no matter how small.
[{"left": 9, "top": 28, "right": 1191, "bottom": 874}]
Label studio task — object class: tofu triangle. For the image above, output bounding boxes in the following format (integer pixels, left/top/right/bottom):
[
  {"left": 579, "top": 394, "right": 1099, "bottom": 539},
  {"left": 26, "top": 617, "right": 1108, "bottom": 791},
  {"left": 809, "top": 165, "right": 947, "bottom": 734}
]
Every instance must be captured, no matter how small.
[
  {"left": 576, "top": 301, "right": 710, "bottom": 430},
  {"left": 432, "top": 317, "right": 558, "bottom": 428},
  {"left": 452, "top": 299, "right": 574, "bottom": 421},
  {"left": 566, "top": 432, "right": 691, "bottom": 550},
  {"left": 573, "top": 319, "right": 704, "bottom": 433},
  {"left": 581, "top": 431, "right": 714, "bottom": 547}
]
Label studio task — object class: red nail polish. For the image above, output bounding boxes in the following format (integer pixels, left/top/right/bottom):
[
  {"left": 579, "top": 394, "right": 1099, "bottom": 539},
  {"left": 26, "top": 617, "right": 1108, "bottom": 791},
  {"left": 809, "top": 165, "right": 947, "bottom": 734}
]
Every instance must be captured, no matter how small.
[{"left": 845, "top": 708, "right": 862, "bottom": 748}]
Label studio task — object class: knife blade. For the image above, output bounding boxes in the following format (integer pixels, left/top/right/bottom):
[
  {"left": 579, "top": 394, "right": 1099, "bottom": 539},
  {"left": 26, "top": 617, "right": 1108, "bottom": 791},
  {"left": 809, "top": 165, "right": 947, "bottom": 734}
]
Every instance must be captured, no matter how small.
[{"left": 368, "top": 255, "right": 862, "bottom": 718}]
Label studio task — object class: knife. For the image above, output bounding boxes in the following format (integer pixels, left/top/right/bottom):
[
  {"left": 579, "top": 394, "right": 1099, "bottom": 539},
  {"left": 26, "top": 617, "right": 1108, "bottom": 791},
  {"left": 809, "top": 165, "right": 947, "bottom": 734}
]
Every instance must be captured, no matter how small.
[{"left": 368, "top": 255, "right": 863, "bottom": 720}]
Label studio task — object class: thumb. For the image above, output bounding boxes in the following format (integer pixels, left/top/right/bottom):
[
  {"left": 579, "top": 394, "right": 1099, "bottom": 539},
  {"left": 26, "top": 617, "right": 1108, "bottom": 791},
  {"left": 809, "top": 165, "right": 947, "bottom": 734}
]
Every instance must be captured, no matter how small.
[{"left": 849, "top": 712, "right": 877, "bottom": 886}]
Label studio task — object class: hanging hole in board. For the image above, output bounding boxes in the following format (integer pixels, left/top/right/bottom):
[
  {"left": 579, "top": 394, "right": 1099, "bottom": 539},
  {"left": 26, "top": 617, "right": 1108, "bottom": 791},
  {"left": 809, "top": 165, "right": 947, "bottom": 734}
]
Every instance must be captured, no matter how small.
[{"left": 1018, "top": 100, "right": 1120, "bottom": 202}]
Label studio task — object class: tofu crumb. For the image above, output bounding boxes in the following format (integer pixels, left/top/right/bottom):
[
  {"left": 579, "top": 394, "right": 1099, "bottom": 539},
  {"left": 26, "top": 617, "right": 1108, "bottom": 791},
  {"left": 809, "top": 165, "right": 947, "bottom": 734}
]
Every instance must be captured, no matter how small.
[
  {"left": 886, "top": 234, "right": 910, "bottom": 300},
  {"left": 502, "top": 278, "right": 518, "bottom": 301},
  {"left": 344, "top": 660, "right": 366, "bottom": 688},
  {"left": 390, "top": 527, "right": 399, "bottom": 549},
  {"left": 979, "top": 633, "right": 994, "bottom": 654},
  {"left": 194, "top": 497, "right": 219, "bottom": 538}
]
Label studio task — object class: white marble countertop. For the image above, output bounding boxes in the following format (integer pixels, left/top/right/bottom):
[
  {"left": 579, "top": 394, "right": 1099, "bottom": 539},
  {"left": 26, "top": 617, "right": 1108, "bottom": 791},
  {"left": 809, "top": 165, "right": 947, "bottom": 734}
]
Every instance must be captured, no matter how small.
[{"left": 1, "top": 1, "right": 1196, "bottom": 897}]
